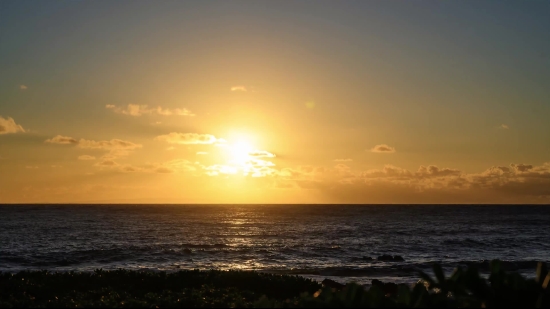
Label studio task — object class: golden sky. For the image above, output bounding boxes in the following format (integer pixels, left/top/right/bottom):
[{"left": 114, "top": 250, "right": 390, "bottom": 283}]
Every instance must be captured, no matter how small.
[{"left": 1, "top": 1, "right": 549, "bottom": 203}]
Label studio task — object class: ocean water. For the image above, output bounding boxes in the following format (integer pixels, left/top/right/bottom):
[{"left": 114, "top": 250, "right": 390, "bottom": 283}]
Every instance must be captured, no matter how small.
[{"left": 1, "top": 205, "right": 549, "bottom": 285}]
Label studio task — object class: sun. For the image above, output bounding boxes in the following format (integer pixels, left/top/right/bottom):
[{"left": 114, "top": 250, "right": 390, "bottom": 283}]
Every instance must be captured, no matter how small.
[{"left": 229, "top": 140, "right": 253, "bottom": 164}]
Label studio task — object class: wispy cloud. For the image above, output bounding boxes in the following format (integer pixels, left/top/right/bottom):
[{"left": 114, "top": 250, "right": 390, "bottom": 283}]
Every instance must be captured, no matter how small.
[
  {"left": 95, "top": 160, "right": 118, "bottom": 167},
  {"left": 155, "top": 133, "right": 225, "bottom": 145},
  {"left": 78, "top": 139, "right": 142, "bottom": 150},
  {"left": 45, "top": 135, "right": 78, "bottom": 144},
  {"left": 155, "top": 167, "right": 173, "bottom": 173},
  {"left": 106, "top": 104, "right": 195, "bottom": 117},
  {"left": 231, "top": 86, "right": 247, "bottom": 92},
  {"left": 500, "top": 124, "right": 509, "bottom": 129},
  {"left": 120, "top": 165, "right": 139, "bottom": 173},
  {"left": 93, "top": 159, "right": 198, "bottom": 174},
  {"left": 0, "top": 116, "right": 25, "bottom": 135},
  {"left": 248, "top": 150, "right": 276, "bottom": 158},
  {"left": 19, "top": 85, "right": 28, "bottom": 90},
  {"left": 196, "top": 151, "right": 208, "bottom": 155},
  {"left": 370, "top": 144, "right": 396, "bottom": 153},
  {"left": 334, "top": 159, "right": 352, "bottom": 162},
  {"left": 78, "top": 155, "right": 96, "bottom": 161},
  {"left": 155, "top": 159, "right": 197, "bottom": 173},
  {"left": 46, "top": 135, "right": 142, "bottom": 160},
  {"left": 46, "top": 135, "right": 141, "bottom": 150}
]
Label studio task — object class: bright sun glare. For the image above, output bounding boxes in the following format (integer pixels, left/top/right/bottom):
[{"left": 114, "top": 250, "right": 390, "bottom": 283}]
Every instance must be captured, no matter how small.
[{"left": 230, "top": 141, "right": 254, "bottom": 164}]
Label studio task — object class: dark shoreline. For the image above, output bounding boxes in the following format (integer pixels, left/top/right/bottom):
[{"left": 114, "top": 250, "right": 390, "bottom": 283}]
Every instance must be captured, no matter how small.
[{"left": 1, "top": 261, "right": 549, "bottom": 308}]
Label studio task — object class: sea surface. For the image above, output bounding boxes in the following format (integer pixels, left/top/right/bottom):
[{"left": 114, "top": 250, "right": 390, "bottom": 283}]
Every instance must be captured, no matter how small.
[{"left": 1, "top": 205, "right": 549, "bottom": 285}]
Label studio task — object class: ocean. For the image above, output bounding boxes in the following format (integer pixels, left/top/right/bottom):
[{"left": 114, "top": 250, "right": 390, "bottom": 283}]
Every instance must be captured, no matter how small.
[{"left": 1, "top": 205, "right": 549, "bottom": 285}]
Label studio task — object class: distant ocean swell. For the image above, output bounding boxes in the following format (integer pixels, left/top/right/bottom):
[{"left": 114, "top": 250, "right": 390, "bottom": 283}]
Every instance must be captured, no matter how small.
[{"left": 1, "top": 205, "right": 549, "bottom": 284}]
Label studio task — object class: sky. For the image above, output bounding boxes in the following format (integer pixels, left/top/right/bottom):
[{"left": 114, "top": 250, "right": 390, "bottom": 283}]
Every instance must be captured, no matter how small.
[{"left": 1, "top": 0, "right": 549, "bottom": 204}]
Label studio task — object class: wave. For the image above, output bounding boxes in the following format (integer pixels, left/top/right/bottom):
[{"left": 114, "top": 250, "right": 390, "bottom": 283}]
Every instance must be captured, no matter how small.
[
  {"left": 179, "top": 244, "right": 229, "bottom": 249},
  {"left": 442, "top": 238, "right": 486, "bottom": 246},
  {"left": 453, "top": 260, "right": 546, "bottom": 271},
  {"left": 261, "top": 265, "right": 420, "bottom": 277}
]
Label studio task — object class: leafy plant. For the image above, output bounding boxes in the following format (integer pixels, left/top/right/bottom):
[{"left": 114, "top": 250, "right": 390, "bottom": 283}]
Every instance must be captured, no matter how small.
[
  {"left": 1, "top": 261, "right": 549, "bottom": 308},
  {"left": 259, "top": 260, "right": 550, "bottom": 308}
]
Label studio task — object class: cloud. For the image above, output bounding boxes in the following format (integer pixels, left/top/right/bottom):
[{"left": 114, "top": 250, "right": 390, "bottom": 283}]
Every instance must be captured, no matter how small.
[
  {"left": 273, "top": 161, "right": 550, "bottom": 202},
  {"left": 120, "top": 165, "right": 140, "bottom": 172},
  {"left": 202, "top": 157, "right": 277, "bottom": 177},
  {"left": 500, "top": 124, "right": 509, "bottom": 129},
  {"left": 20, "top": 85, "right": 28, "bottom": 90},
  {"left": 155, "top": 107, "right": 194, "bottom": 116},
  {"left": 466, "top": 163, "right": 550, "bottom": 197},
  {"left": 155, "top": 167, "right": 174, "bottom": 173},
  {"left": 248, "top": 150, "right": 276, "bottom": 158},
  {"left": 46, "top": 135, "right": 142, "bottom": 160},
  {"left": 156, "top": 159, "right": 197, "bottom": 173},
  {"left": 109, "top": 104, "right": 146, "bottom": 116},
  {"left": 94, "top": 159, "right": 137, "bottom": 171},
  {"left": 155, "top": 133, "right": 224, "bottom": 145},
  {"left": 78, "top": 155, "right": 96, "bottom": 161},
  {"left": 205, "top": 164, "right": 239, "bottom": 176},
  {"left": 417, "top": 165, "right": 461, "bottom": 177},
  {"left": 334, "top": 159, "right": 352, "bottom": 162},
  {"left": 360, "top": 165, "right": 412, "bottom": 179},
  {"left": 78, "top": 139, "right": 142, "bottom": 150},
  {"left": 45, "top": 135, "right": 79, "bottom": 145},
  {"left": 133, "top": 159, "right": 198, "bottom": 174},
  {"left": 334, "top": 163, "right": 351, "bottom": 172},
  {"left": 0, "top": 116, "right": 25, "bottom": 135},
  {"left": 231, "top": 86, "right": 247, "bottom": 92},
  {"left": 47, "top": 135, "right": 141, "bottom": 150},
  {"left": 95, "top": 160, "right": 118, "bottom": 167},
  {"left": 370, "top": 144, "right": 396, "bottom": 153},
  {"left": 510, "top": 163, "right": 533, "bottom": 172},
  {"left": 196, "top": 152, "right": 208, "bottom": 155},
  {"left": 106, "top": 104, "right": 195, "bottom": 117},
  {"left": 91, "top": 158, "right": 198, "bottom": 174},
  {"left": 246, "top": 158, "right": 275, "bottom": 167}
]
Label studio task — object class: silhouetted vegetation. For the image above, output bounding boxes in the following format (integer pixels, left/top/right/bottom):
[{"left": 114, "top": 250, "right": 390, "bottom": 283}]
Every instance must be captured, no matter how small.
[
  {"left": 1, "top": 260, "right": 549, "bottom": 308},
  {"left": 0, "top": 270, "right": 319, "bottom": 308},
  {"left": 259, "top": 260, "right": 550, "bottom": 308}
]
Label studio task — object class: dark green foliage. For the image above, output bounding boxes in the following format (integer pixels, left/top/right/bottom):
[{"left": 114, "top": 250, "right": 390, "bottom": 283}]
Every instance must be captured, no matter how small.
[
  {"left": 0, "top": 269, "right": 320, "bottom": 308},
  {"left": 258, "top": 260, "right": 550, "bottom": 308},
  {"left": 1, "top": 261, "right": 549, "bottom": 308}
]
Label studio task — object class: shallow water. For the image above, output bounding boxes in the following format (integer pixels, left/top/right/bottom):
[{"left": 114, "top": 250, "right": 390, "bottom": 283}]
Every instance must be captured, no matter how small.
[{"left": 1, "top": 205, "right": 549, "bottom": 284}]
